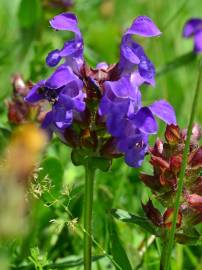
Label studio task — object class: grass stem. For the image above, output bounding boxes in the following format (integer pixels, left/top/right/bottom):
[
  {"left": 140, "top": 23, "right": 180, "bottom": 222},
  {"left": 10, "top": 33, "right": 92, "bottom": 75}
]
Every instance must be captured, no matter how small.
[{"left": 84, "top": 161, "right": 96, "bottom": 270}]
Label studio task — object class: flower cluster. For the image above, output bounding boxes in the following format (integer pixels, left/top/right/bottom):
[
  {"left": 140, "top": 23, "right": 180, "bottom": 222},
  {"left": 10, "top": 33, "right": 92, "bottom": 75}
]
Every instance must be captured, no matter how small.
[
  {"left": 25, "top": 13, "right": 176, "bottom": 168},
  {"left": 141, "top": 124, "right": 202, "bottom": 243},
  {"left": 183, "top": 18, "right": 202, "bottom": 53}
]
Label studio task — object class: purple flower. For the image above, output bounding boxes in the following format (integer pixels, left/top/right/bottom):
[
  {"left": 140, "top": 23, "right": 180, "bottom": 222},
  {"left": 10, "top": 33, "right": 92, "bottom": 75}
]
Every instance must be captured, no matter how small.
[
  {"left": 46, "top": 13, "right": 84, "bottom": 72},
  {"left": 183, "top": 18, "right": 202, "bottom": 53},
  {"left": 99, "top": 76, "right": 176, "bottom": 167},
  {"left": 25, "top": 65, "right": 85, "bottom": 132},
  {"left": 25, "top": 12, "right": 176, "bottom": 168},
  {"left": 117, "top": 132, "right": 148, "bottom": 168},
  {"left": 119, "top": 16, "right": 161, "bottom": 86}
]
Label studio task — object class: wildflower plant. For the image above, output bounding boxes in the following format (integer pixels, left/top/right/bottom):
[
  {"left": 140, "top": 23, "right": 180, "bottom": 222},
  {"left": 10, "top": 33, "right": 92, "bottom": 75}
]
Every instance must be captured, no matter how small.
[
  {"left": 141, "top": 124, "right": 202, "bottom": 242},
  {"left": 24, "top": 12, "right": 177, "bottom": 269}
]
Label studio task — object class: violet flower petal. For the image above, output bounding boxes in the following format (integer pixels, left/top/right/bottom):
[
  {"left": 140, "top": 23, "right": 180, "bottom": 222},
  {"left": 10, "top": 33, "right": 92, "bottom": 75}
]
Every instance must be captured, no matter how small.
[
  {"left": 46, "top": 50, "right": 62, "bottom": 67},
  {"left": 194, "top": 30, "right": 202, "bottom": 52},
  {"left": 118, "top": 133, "right": 148, "bottom": 167},
  {"left": 149, "top": 100, "right": 176, "bottom": 125},
  {"left": 25, "top": 80, "right": 46, "bottom": 103},
  {"left": 119, "top": 38, "right": 156, "bottom": 85},
  {"left": 53, "top": 103, "right": 73, "bottom": 129},
  {"left": 183, "top": 18, "right": 202, "bottom": 37},
  {"left": 45, "top": 65, "right": 82, "bottom": 89},
  {"left": 125, "top": 16, "right": 161, "bottom": 37},
  {"left": 104, "top": 76, "right": 140, "bottom": 101},
  {"left": 125, "top": 148, "right": 147, "bottom": 168},
  {"left": 106, "top": 114, "right": 128, "bottom": 137},
  {"left": 49, "top": 13, "right": 81, "bottom": 37},
  {"left": 132, "top": 107, "right": 158, "bottom": 134}
]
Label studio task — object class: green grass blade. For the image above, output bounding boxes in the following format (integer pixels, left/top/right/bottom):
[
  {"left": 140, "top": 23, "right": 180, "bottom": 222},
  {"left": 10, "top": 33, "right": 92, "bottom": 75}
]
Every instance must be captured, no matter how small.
[{"left": 109, "top": 219, "right": 132, "bottom": 270}]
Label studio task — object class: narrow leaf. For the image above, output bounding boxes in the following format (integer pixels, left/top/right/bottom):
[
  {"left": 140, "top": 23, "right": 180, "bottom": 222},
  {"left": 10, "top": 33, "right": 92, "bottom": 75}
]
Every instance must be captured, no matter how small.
[
  {"left": 111, "top": 208, "right": 159, "bottom": 235},
  {"left": 109, "top": 219, "right": 132, "bottom": 270}
]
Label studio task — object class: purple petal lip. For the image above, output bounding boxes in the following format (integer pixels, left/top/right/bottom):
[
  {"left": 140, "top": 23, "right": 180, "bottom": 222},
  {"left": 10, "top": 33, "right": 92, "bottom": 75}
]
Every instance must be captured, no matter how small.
[
  {"left": 53, "top": 104, "right": 73, "bottom": 129},
  {"left": 125, "top": 16, "right": 161, "bottom": 37},
  {"left": 117, "top": 132, "right": 148, "bottom": 168},
  {"left": 45, "top": 65, "right": 83, "bottom": 89},
  {"left": 149, "top": 100, "right": 176, "bottom": 125},
  {"left": 183, "top": 18, "right": 202, "bottom": 53},
  {"left": 25, "top": 80, "right": 46, "bottom": 103},
  {"left": 49, "top": 13, "right": 81, "bottom": 37},
  {"left": 183, "top": 18, "right": 202, "bottom": 37},
  {"left": 103, "top": 76, "right": 140, "bottom": 100},
  {"left": 194, "top": 30, "right": 202, "bottom": 52},
  {"left": 131, "top": 107, "right": 158, "bottom": 134}
]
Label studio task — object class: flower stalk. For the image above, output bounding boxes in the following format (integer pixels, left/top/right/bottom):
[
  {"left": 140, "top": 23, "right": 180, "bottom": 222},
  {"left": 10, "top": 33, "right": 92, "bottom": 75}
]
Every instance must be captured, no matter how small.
[
  {"left": 160, "top": 59, "right": 202, "bottom": 270},
  {"left": 83, "top": 160, "right": 96, "bottom": 270}
]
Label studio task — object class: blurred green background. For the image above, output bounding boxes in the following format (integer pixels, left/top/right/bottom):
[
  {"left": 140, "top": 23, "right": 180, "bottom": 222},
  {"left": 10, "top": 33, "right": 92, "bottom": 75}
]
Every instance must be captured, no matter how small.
[{"left": 0, "top": 0, "right": 202, "bottom": 269}]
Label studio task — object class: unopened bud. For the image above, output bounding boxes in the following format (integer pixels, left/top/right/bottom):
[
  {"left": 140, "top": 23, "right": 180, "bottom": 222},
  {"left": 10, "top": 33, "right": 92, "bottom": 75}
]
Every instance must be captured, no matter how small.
[
  {"left": 188, "top": 147, "right": 202, "bottom": 169},
  {"left": 142, "top": 200, "right": 163, "bottom": 227},
  {"left": 165, "top": 124, "right": 180, "bottom": 145},
  {"left": 163, "top": 208, "right": 182, "bottom": 229},
  {"left": 186, "top": 194, "right": 202, "bottom": 212}
]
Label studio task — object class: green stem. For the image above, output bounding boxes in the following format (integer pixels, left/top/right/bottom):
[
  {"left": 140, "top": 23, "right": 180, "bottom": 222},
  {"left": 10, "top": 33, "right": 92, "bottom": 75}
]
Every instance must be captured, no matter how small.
[
  {"left": 84, "top": 160, "right": 96, "bottom": 270},
  {"left": 162, "top": 0, "right": 190, "bottom": 31},
  {"left": 156, "top": 51, "right": 197, "bottom": 77},
  {"left": 160, "top": 60, "right": 202, "bottom": 270}
]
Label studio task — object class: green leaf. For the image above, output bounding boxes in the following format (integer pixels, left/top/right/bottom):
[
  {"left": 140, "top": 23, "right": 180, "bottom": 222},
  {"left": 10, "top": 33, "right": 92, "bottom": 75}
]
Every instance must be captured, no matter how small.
[
  {"left": 18, "top": 0, "right": 42, "bottom": 28},
  {"left": 89, "top": 157, "right": 111, "bottom": 172},
  {"left": 109, "top": 219, "right": 133, "bottom": 270},
  {"left": 71, "top": 149, "right": 111, "bottom": 171},
  {"left": 11, "top": 255, "right": 105, "bottom": 269},
  {"left": 71, "top": 149, "right": 86, "bottom": 166},
  {"left": 111, "top": 208, "right": 158, "bottom": 235}
]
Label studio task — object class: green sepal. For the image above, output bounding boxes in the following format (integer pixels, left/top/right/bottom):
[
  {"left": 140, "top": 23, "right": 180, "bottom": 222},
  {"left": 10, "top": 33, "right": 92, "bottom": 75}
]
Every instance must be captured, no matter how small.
[
  {"left": 88, "top": 156, "right": 111, "bottom": 172},
  {"left": 71, "top": 149, "right": 111, "bottom": 171}
]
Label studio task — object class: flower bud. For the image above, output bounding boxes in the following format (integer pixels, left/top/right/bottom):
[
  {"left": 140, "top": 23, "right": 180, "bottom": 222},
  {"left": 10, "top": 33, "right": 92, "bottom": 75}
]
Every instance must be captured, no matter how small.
[
  {"left": 140, "top": 173, "right": 162, "bottom": 191},
  {"left": 163, "top": 208, "right": 182, "bottom": 229},
  {"left": 192, "top": 123, "right": 202, "bottom": 141},
  {"left": 188, "top": 146, "right": 202, "bottom": 169},
  {"left": 150, "top": 155, "right": 170, "bottom": 170},
  {"left": 186, "top": 194, "right": 202, "bottom": 212},
  {"left": 190, "top": 176, "right": 202, "bottom": 195},
  {"left": 142, "top": 200, "right": 163, "bottom": 227},
  {"left": 165, "top": 124, "right": 180, "bottom": 145},
  {"left": 149, "top": 138, "right": 164, "bottom": 155},
  {"left": 170, "top": 154, "right": 182, "bottom": 174}
]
